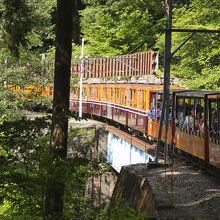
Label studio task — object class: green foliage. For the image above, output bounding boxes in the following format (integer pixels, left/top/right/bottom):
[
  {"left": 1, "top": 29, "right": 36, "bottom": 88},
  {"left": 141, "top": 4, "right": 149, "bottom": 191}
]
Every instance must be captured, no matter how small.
[
  {"left": 156, "top": 0, "right": 220, "bottom": 90},
  {"left": 0, "top": 115, "right": 51, "bottom": 217},
  {"left": 0, "top": 0, "right": 56, "bottom": 60},
  {"left": 0, "top": 0, "right": 33, "bottom": 57},
  {"left": 102, "top": 199, "right": 148, "bottom": 220},
  {"left": 79, "top": 0, "right": 165, "bottom": 56},
  {"left": 0, "top": 115, "right": 110, "bottom": 219},
  {"left": 0, "top": 0, "right": 219, "bottom": 218},
  {"left": 63, "top": 157, "right": 90, "bottom": 219},
  {"left": 78, "top": 0, "right": 219, "bottom": 90}
]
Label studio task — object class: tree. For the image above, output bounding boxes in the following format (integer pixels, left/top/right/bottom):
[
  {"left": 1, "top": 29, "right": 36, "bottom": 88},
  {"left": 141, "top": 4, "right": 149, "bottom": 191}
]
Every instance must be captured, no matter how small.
[
  {"left": 45, "top": 0, "right": 74, "bottom": 218},
  {"left": 79, "top": 0, "right": 166, "bottom": 56},
  {"left": 156, "top": 0, "right": 220, "bottom": 90},
  {"left": 0, "top": 116, "right": 50, "bottom": 218},
  {"left": 0, "top": 0, "right": 33, "bottom": 58},
  {"left": 73, "top": 0, "right": 85, "bottom": 44}
]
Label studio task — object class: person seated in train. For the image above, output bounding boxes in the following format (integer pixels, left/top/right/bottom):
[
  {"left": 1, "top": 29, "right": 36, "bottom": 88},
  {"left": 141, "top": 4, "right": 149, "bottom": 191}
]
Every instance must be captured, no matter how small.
[
  {"left": 169, "top": 109, "right": 172, "bottom": 126},
  {"left": 176, "top": 111, "right": 184, "bottom": 129},
  {"left": 182, "top": 110, "right": 195, "bottom": 133},
  {"left": 196, "top": 112, "right": 204, "bottom": 136},
  {"left": 147, "top": 106, "right": 153, "bottom": 120},
  {"left": 156, "top": 105, "right": 161, "bottom": 122},
  {"left": 152, "top": 107, "right": 156, "bottom": 121}
]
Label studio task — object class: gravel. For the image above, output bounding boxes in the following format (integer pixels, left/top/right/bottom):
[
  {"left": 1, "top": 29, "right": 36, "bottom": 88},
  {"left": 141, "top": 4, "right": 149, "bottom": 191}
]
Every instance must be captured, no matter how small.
[{"left": 147, "top": 159, "right": 220, "bottom": 220}]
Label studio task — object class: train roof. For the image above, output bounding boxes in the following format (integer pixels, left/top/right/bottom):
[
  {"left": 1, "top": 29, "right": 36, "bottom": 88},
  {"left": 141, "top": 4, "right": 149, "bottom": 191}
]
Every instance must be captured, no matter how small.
[
  {"left": 83, "top": 83, "right": 162, "bottom": 87},
  {"left": 174, "top": 90, "right": 220, "bottom": 97},
  {"left": 148, "top": 89, "right": 220, "bottom": 98},
  {"left": 150, "top": 89, "right": 185, "bottom": 94}
]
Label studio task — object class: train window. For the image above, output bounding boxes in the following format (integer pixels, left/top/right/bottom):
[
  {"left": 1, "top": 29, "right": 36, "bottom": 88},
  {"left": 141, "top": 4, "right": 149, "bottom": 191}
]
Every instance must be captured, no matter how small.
[
  {"left": 73, "top": 88, "right": 77, "bottom": 97},
  {"left": 133, "top": 90, "right": 137, "bottom": 107},
  {"left": 111, "top": 88, "right": 113, "bottom": 102},
  {"left": 149, "top": 92, "right": 162, "bottom": 122},
  {"left": 115, "top": 88, "right": 117, "bottom": 102},
  {"left": 96, "top": 88, "right": 98, "bottom": 100},
  {"left": 150, "top": 93, "right": 156, "bottom": 109},
  {"left": 196, "top": 99, "right": 204, "bottom": 120},
  {"left": 137, "top": 90, "right": 140, "bottom": 108},
  {"left": 102, "top": 88, "right": 104, "bottom": 101},
  {"left": 121, "top": 88, "right": 124, "bottom": 105},
  {"left": 89, "top": 88, "right": 93, "bottom": 99},
  {"left": 84, "top": 88, "right": 87, "bottom": 99},
  {"left": 177, "top": 97, "right": 194, "bottom": 133},
  {"left": 114, "top": 88, "right": 119, "bottom": 103},
  {"left": 141, "top": 90, "right": 145, "bottom": 110},
  {"left": 105, "top": 88, "right": 107, "bottom": 101},
  {"left": 129, "top": 89, "right": 133, "bottom": 106},
  {"left": 124, "top": 89, "right": 127, "bottom": 105},
  {"left": 117, "top": 88, "right": 119, "bottom": 103},
  {"left": 127, "top": 88, "right": 130, "bottom": 106},
  {"left": 176, "top": 97, "right": 185, "bottom": 129},
  {"left": 138, "top": 90, "right": 141, "bottom": 109}
]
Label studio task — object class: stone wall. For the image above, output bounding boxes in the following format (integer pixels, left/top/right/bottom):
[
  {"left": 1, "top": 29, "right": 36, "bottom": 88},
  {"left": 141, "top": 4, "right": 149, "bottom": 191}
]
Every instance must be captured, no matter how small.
[{"left": 110, "top": 164, "right": 157, "bottom": 216}]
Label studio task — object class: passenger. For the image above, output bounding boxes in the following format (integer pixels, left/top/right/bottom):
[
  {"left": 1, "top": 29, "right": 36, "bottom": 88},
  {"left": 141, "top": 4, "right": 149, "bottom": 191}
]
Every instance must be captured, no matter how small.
[
  {"left": 147, "top": 106, "right": 153, "bottom": 120},
  {"left": 182, "top": 110, "right": 195, "bottom": 133},
  {"left": 177, "top": 111, "right": 184, "bottom": 129},
  {"left": 152, "top": 107, "right": 156, "bottom": 121},
  {"left": 196, "top": 112, "right": 204, "bottom": 136},
  {"left": 156, "top": 105, "right": 161, "bottom": 122},
  {"left": 169, "top": 110, "right": 172, "bottom": 126}
]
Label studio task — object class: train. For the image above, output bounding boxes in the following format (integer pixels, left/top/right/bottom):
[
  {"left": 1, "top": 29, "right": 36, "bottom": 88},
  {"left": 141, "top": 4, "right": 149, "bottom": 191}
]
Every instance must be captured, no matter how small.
[
  {"left": 68, "top": 83, "right": 220, "bottom": 169},
  {"left": 7, "top": 83, "right": 220, "bottom": 169}
]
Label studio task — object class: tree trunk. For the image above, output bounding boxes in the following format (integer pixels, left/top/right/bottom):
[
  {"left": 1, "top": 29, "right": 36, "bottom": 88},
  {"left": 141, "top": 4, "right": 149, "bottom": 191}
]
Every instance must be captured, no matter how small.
[
  {"left": 73, "top": 0, "right": 84, "bottom": 44},
  {"left": 45, "top": 0, "right": 73, "bottom": 218}
]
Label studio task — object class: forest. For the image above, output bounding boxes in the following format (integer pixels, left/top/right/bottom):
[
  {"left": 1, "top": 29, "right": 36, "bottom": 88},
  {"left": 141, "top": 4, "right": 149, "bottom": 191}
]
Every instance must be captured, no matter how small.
[{"left": 0, "top": 0, "right": 219, "bottom": 219}]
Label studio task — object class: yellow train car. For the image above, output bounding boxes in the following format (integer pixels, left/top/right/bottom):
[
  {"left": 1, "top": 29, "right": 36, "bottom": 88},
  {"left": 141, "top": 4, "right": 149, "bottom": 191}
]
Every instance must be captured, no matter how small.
[{"left": 69, "top": 83, "right": 182, "bottom": 112}]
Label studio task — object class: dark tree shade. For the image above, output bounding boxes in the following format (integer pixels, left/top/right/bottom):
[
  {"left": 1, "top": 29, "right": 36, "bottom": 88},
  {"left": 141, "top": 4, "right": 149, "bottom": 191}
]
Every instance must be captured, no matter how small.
[
  {"left": 0, "top": 0, "right": 33, "bottom": 57},
  {"left": 45, "top": 0, "right": 74, "bottom": 218}
]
